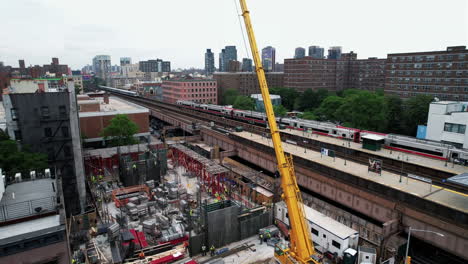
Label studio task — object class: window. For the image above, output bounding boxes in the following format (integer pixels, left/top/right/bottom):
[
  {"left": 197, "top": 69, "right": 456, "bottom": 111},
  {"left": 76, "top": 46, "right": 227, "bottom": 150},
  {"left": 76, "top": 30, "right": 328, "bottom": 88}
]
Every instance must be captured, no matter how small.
[
  {"left": 332, "top": 240, "right": 341, "bottom": 249},
  {"left": 61, "top": 126, "right": 69, "bottom": 137},
  {"left": 311, "top": 228, "right": 319, "bottom": 236},
  {"left": 11, "top": 108, "right": 18, "bottom": 120},
  {"left": 59, "top": 105, "right": 67, "bottom": 118},
  {"left": 41, "top": 106, "right": 50, "bottom": 118},
  {"left": 44, "top": 127, "right": 53, "bottom": 137},
  {"left": 64, "top": 145, "right": 72, "bottom": 157},
  {"left": 14, "top": 130, "right": 22, "bottom": 141},
  {"left": 47, "top": 148, "right": 54, "bottom": 160},
  {"left": 444, "top": 123, "right": 466, "bottom": 134}
]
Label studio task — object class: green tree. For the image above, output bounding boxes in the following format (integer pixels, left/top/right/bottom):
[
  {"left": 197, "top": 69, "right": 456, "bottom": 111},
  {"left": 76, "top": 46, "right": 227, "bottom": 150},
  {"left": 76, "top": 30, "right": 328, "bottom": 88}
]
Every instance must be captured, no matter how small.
[
  {"left": 0, "top": 139, "right": 48, "bottom": 178},
  {"left": 384, "top": 95, "right": 403, "bottom": 134},
  {"left": 273, "top": 105, "right": 288, "bottom": 117},
  {"left": 270, "top": 87, "right": 299, "bottom": 111},
  {"left": 314, "top": 96, "right": 345, "bottom": 121},
  {"left": 401, "top": 95, "right": 434, "bottom": 136},
  {"left": 101, "top": 114, "right": 139, "bottom": 147},
  {"left": 295, "top": 88, "right": 329, "bottom": 111},
  {"left": 75, "top": 84, "right": 81, "bottom": 95},
  {"left": 233, "top": 96, "right": 255, "bottom": 110},
  {"left": 335, "top": 90, "right": 387, "bottom": 131},
  {"left": 300, "top": 111, "right": 317, "bottom": 120},
  {"left": 222, "top": 88, "right": 240, "bottom": 105}
]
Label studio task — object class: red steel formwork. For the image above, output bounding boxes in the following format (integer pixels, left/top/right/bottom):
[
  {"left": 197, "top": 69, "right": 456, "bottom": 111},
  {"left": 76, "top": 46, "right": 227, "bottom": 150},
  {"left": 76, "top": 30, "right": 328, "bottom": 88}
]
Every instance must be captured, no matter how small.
[{"left": 170, "top": 144, "right": 229, "bottom": 197}]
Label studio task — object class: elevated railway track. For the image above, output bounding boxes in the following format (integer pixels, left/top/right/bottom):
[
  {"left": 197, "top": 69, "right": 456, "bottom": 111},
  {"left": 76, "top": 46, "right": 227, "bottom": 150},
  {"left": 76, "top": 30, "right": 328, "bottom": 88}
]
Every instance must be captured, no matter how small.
[{"left": 109, "top": 93, "right": 466, "bottom": 194}]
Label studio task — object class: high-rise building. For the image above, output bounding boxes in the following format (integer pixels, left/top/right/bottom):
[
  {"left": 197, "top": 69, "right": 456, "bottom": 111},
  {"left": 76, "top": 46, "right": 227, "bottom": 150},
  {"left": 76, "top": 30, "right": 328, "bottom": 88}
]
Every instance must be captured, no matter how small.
[
  {"left": 120, "top": 57, "right": 132, "bottom": 66},
  {"left": 262, "top": 46, "right": 276, "bottom": 72},
  {"left": 18, "top": 60, "right": 25, "bottom": 69},
  {"left": 385, "top": 46, "right": 468, "bottom": 100},
  {"left": 294, "top": 47, "right": 306, "bottom": 59},
  {"left": 2, "top": 79, "right": 86, "bottom": 215},
  {"left": 308, "top": 46, "right": 325, "bottom": 59},
  {"left": 219, "top": 49, "right": 225, "bottom": 72},
  {"left": 328, "top": 46, "right": 342, "bottom": 59},
  {"left": 242, "top": 58, "right": 253, "bottom": 72},
  {"left": 220, "top": 46, "right": 237, "bottom": 72},
  {"left": 92, "top": 55, "right": 111, "bottom": 80},
  {"left": 139, "top": 59, "right": 171, "bottom": 73},
  {"left": 205, "top": 49, "right": 215, "bottom": 75}
]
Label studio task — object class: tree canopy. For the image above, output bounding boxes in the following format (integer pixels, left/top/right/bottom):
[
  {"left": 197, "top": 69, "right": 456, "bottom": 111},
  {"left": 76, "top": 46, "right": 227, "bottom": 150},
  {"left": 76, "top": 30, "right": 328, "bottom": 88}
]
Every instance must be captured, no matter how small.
[
  {"left": 401, "top": 94, "right": 433, "bottom": 136},
  {"left": 0, "top": 131, "right": 48, "bottom": 178},
  {"left": 222, "top": 88, "right": 240, "bottom": 105},
  {"left": 269, "top": 87, "right": 299, "bottom": 111},
  {"left": 273, "top": 104, "right": 288, "bottom": 117},
  {"left": 101, "top": 114, "right": 139, "bottom": 147},
  {"left": 295, "top": 88, "right": 329, "bottom": 112},
  {"left": 233, "top": 96, "right": 255, "bottom": 110}
]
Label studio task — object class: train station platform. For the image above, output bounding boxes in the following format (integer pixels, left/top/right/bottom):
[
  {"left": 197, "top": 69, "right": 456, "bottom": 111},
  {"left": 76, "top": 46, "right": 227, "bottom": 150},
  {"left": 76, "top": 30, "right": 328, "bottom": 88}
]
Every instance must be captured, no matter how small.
[
  {"left": 234, "top": 131, "right": 468, "bottom": 214},
  {"left": 281, "top": 128, "right": 467, "bottom": 175}
]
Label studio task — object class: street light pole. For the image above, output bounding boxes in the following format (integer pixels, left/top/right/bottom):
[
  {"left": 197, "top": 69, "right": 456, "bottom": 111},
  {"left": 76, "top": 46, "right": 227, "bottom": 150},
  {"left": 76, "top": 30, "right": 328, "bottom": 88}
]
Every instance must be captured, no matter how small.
[{"left": 404, "top": 227, "right": 444, "bottom": 264}]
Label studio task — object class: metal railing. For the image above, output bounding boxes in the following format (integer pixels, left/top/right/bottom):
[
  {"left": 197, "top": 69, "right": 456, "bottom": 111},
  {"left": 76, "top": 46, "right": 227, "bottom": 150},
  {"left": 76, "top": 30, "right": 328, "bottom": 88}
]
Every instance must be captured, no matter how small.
[{"left": 0, "top": 196, "right": 56, "bottom": 222}]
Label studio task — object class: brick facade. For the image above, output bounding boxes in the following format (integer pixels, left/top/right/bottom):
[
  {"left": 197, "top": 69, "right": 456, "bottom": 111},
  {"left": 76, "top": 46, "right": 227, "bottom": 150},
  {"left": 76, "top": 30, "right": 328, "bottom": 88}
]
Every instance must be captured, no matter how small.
[{"left": 162, "top": 79, "right": 217, "bottom": 104}]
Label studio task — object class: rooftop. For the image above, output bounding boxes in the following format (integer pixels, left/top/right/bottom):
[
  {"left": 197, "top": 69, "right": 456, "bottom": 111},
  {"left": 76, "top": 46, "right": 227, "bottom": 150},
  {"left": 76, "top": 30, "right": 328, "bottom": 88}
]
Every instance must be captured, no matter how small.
[
  {"left": 0, "top": 178, "right": 57, "bottom": 222},
  {"left": 79, "top": 96, "right": 149, "bottom": 117},
  {"left": 0, "top": 215, "right": 61, "bottom": 245}
]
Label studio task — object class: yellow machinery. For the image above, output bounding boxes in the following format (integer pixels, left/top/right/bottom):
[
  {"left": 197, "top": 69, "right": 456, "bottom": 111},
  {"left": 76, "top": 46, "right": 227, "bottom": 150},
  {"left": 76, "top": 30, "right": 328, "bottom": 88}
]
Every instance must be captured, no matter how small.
[{"left": 238, "top": 1, "right": 320, "bottom": 263}]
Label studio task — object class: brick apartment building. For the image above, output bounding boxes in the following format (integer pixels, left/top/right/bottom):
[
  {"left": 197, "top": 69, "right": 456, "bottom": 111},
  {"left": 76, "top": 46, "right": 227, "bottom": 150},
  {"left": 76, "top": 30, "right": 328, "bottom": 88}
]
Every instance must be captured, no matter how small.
[
  {"left": 385, "top": 46, "right": 468, "bottom": 100},
  {"left": 350, "top": 58, "right": 386, "bottom": 91},
  {"left": 284, "top": 52, "right": 386, "bottom": 92},
  {"left": 162, "top": 79, "right": 217, "bottom": 104},
  {"left": 214, "top": 72, "right": 284, "bottom": 104}
]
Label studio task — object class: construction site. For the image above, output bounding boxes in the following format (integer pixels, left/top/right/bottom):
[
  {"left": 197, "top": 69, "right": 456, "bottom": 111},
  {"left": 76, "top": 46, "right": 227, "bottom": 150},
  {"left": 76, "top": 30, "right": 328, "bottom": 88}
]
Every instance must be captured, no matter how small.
[{"left": 69, "top": 136, "right": 281, "bottom": 264}]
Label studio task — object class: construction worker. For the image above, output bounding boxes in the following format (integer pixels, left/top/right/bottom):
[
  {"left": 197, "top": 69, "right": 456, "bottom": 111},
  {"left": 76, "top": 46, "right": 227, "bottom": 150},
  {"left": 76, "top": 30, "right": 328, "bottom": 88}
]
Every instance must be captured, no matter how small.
[
  {"left": 91, "top": 175, "right": 96, "bottom": 183},
  {"left": 210, "top": 245, "right": 215, "bottom": 256},
  {"left": 138, "top": 251, "right": 145, "bottom": 259},
  {"left": 72, "top": 259, "right": 77, "bottom": 264},
  {"left": 259, "top": 233, "right": 264, "bottom": 244},
  {"left": 267, "top": 232, "right": 271, "bottom": 241},
  {"left": 201, "top": 244, "right": 207, "bottom": 256},
  {"left": 183, "top": 240, "right": 189, "bottom": 253},
  {"left": 132, "top": 164, "right": 137, "bottom": 170}
]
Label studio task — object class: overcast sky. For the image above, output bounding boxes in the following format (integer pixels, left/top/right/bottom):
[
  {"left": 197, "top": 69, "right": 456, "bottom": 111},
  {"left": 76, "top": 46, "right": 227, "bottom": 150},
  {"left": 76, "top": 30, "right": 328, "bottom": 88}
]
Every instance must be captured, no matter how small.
[{"left": 1, "top": 0, "right": 467, "bottom": 70}]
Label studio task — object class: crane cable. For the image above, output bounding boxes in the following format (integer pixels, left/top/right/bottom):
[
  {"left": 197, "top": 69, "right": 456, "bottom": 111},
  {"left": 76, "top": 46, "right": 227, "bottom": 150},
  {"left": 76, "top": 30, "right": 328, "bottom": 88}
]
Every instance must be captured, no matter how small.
[{"left": 233, "top": 0, "right": 252, "bottom": 61}]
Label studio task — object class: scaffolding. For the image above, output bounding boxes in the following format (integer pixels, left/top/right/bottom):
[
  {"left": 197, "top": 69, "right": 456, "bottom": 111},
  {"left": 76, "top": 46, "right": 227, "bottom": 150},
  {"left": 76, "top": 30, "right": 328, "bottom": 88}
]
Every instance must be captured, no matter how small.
[{"left": 170, "top": 144, "right": 229, "bottom": 196}]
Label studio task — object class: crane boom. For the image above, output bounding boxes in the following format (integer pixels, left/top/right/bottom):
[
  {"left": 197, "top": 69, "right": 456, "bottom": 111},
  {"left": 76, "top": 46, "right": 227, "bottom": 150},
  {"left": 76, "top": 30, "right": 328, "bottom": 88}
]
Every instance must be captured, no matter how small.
[{"left": 238, "top": 1, "right": 319, "bottom": 263}]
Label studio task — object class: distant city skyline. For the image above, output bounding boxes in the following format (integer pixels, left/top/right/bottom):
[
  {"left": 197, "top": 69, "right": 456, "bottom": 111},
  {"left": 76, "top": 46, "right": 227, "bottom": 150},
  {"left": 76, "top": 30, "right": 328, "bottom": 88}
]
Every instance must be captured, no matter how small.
[{"left": 1, "top": 0, "right": 466, "bottom": 69}]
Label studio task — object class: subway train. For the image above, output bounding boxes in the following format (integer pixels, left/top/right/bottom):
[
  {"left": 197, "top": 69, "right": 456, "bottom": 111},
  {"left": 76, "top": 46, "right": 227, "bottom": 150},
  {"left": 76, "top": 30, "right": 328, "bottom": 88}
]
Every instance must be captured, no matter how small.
[
  {"left": 176, "top": 100, "right": 468, "bottom": 164},
  {"left": 99, "top": 85, "right": 138, "bottom": 97},
  {"left": 96, "top": 86, "right": 468, "bottom": 165}
]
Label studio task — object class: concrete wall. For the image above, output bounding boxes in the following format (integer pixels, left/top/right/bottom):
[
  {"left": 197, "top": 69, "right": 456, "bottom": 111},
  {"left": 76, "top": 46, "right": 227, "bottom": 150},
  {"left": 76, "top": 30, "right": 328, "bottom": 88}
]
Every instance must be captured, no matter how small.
[{"left": 427, "top": 103, "right": 468, "bottom": 148}]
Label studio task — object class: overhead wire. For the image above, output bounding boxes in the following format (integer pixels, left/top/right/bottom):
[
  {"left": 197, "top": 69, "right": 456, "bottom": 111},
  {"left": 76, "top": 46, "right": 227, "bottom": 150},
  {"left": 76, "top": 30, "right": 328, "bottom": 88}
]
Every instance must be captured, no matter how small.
[{"left": 233, "top": 0, "right": 252, "bottom": 61}]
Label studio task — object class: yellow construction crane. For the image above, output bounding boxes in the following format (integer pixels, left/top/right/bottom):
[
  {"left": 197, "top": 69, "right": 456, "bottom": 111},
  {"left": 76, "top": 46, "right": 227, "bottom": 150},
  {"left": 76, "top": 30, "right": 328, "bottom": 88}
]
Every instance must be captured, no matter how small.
[{"left": 238, "top": 1, "right": 320, "bottom": 263}]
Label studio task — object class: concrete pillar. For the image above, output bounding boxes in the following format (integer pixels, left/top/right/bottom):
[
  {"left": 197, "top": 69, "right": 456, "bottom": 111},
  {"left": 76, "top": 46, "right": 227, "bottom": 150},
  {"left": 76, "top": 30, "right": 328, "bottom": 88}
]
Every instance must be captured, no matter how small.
[{"left": 68, "top": 80, "right": 87, "bottom": 213}]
